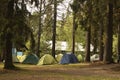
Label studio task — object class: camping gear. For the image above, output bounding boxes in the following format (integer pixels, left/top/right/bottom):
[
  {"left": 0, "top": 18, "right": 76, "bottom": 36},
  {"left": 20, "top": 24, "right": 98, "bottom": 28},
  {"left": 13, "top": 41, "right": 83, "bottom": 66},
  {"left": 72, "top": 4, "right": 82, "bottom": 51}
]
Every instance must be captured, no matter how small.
[
  {"left": 12, "top": 48, "right": 19, "bottom": 62},
  {"left": 60, "top": 53, "right": 78, "bottom": 64},
  {"left": 12, "top": 53, "right": 19, "bottom": 63},
  {"left": 17, "top": 51, "right": 23, "bottom": 61},
  {"left": 37, "top": 54, "right": 57, "bottom": 65},
  {"left": 56, "top": 54, "right": 63, "bottom": 62},
  {"left": 19, "top": 55, "right": 26, "bottom": 63},
  {"left": 91, "top": 54, "right": 99, "bottom": 62},
  {"left": 21, "top": 54, "right": 39, "bottom": 65},
  {"left": 77, "top": 54, "right": 83, "bottom": 62}
]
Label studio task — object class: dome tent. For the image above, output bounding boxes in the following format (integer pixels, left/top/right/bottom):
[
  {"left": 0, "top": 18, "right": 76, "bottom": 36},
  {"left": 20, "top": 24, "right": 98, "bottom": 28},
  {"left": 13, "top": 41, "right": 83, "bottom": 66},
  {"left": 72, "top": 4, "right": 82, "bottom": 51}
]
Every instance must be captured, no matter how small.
[
  {"left": 77, "top": 54, "right": 84, "bottom": 62},
  {"left": 17, "top": 51, "right": 23, "bottom": 60},
  {"left": 21, "top": 53, "right": 39, "bottom": 65},
  {"left": 91, "top": 54, "right": 99, "bottom": 62},
  {"left": 19, "top": 55, "right": 27, "bottom": 63},
  {"left": 60, "top": 53, "right": 78, "bottom": 64},
  {"left": 56, "top": 54, "right": 63, "bottom": 62},
  {"left": 37, "top": 54, "right": 57, "bottom": 65}
]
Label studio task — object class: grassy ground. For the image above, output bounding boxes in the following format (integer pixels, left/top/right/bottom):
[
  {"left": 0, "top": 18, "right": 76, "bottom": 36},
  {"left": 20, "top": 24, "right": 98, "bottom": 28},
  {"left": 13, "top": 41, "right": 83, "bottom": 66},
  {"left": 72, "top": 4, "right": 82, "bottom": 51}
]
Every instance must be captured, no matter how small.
[{"left": 0, "top": 63, "right": 120, "bottom": 80}]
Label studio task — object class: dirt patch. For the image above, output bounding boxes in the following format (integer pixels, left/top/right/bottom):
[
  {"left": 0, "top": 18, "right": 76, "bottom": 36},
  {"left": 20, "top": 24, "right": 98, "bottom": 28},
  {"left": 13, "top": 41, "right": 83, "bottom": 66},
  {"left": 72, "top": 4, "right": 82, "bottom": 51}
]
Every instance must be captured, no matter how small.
[{"left": 0, "top": 63, "right": 120, "bottom": 80}]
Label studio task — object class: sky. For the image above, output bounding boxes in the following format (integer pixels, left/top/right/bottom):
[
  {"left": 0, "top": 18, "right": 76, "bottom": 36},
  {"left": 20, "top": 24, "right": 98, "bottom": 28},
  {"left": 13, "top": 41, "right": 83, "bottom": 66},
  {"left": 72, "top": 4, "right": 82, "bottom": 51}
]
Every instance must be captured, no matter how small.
[
  {"left": 57, "top": 0, "right": 72, "bottom": 20},
  {"left": 26, "top": 0, "right": 72, "bottom": 20}
]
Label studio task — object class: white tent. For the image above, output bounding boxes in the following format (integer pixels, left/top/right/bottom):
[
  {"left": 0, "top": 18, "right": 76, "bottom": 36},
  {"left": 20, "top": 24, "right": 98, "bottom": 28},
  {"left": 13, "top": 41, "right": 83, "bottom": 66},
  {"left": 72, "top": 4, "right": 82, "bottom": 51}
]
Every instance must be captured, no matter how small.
[
  {"left": 91, "top": 54, "right": 99, "bottom": 62},
  {"left": 12, "top": 48, "right": 19, "bottom": 62}
]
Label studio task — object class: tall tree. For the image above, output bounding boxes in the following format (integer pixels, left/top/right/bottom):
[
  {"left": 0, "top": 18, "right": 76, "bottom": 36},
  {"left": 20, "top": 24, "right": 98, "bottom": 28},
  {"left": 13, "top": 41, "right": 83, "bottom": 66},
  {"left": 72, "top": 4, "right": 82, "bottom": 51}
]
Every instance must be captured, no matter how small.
[
  {"left": 52, "top": 0, "right": 57, "bottom": 58},
  {"left": 85, "top": 0, "right": 92, "bottom": 62},
  {"left": 116, "top": 1, "right": 120, "bottom": 63},
  {"left": 4, "top": 0, "right": 15, "bottom": 69},
  {"left": 3, "top": 0, "right": 38, "bottom": 69},
  {"left": 72, "top": 12, "right": 76, "bottom": 54},
  {"left": 99, "top": 20, "right": 104, "bottom": 61},
  {"left": 37, "top": 0, "right": 43, "bottom": 57},
  {"left": 70, "top": 0, "right": 79, "bottom": 54},
  {"left": 91, "top": 0, "right": 105, "bottom": 61},
  {"left": 103, "top": 0, "right": 114, "bottom": 63},
  {"left": 118, "top": 24, "right": 120, "bottom": 63},
  {"left": 0, "top": 0, "right": 8, "bottom": 61}
]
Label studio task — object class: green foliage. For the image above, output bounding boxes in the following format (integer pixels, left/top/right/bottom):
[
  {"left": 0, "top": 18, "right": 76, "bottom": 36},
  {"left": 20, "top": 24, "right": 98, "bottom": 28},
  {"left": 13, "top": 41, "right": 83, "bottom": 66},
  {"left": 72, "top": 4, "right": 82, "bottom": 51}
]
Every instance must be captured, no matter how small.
[
  {"left": 56, "top": 14, "right": 86, "bottom": 50},
  {"left": 70, "top": 0, "right": 80, "bottom": 14},
  {"left": 113, "top": 35, "right": 117, "bottom": 54},
  {"left": 0, "top": 1, "right": 37, "bottom": 65},
  {"left": 0, "top": 1, "right": 8, "bottom": 48}
]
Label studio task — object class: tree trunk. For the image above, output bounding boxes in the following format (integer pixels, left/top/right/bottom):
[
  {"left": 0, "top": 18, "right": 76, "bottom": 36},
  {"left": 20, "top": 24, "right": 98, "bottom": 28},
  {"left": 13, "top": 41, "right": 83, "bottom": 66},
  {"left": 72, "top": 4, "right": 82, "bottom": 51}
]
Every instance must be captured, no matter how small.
[
  {"left": 0, "top": 53, "right": 1, "bottom": 62},
  {"left": 85, "top": 0, "right": 92, "bottom": 62},
  {"left": 92, "top": 29, "right": 97, "bottom": 55},
  {"left": 93, "top": 43, "right": 97, "bottom": 55},
  {"left": 103, "top": 2, "right": 113, "bottom": 63},
  {"left": 99, "top": 21, "right": 104, "bottom": 61},
  {"left": 85, "top": 26, "right": 91, "bottom": 62},
  {"left": 117, "top": 24, "right": 120, "bottom": 63},
  {"left": 4, "top": 0, "right": 15, "bottom": 69},
  {"left": 37, "top": 0, "right": 42, "bottom": 57},
  {"left": 0, "top": 49, "right": 5, "bottom": 62},
  {"left": 52, "top": 0, "right": 57, "bottom": 58},
  {"left": 72, "top": 13, "right": 76, "bottom": 54},
  {"left": 4, "top": 32, "right": 14, "bottom": 69}
]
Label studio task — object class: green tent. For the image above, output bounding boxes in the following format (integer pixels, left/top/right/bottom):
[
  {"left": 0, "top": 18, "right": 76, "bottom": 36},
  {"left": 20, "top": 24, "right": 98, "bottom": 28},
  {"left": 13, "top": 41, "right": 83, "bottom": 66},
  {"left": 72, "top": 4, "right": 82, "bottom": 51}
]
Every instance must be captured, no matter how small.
[
  {"left": 56, "top": 54, "right": 63, "bottom": 62},
  {"left": 21, "top": 54, "right": 39, "bottom": 65},
  {"left": 37, "top": 54, "right": 57, "bottom": 65},
  {"left": 77, "top": 54, "right": 83, "bottom": 62}
]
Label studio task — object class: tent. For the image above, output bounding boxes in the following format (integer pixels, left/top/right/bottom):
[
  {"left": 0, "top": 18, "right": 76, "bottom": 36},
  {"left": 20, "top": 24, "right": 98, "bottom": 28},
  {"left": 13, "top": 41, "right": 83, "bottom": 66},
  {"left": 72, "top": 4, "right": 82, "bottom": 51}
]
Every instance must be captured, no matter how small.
[
  {"left": 21, "top": 54, "right": 39, "bottom": 65},
  {"left": 60, "top": 53, "right": 78, "bottom": 64},
  {"left": 19, "top": 55, "right": 27, "bottom": 63},
  {"left": 91, "top": 54, "right": 99, "bottom": 62},
  {"left": 12, "top": 48, "right": 19, "bottom": 62},
  {"left": 12, "top": 53, "right": 19, "bottom": 63},
  {"left": 37, "top": 54, "right": 57, "bottom": 65},
  {"left": 56, "top": 54, "right": 63, "bottom": 62},
  {"left": 77, "top": 54, "right": 83, "bottom": 62},
  {"left": 17, "top": 51, "right": 23, "bottom": 61}
]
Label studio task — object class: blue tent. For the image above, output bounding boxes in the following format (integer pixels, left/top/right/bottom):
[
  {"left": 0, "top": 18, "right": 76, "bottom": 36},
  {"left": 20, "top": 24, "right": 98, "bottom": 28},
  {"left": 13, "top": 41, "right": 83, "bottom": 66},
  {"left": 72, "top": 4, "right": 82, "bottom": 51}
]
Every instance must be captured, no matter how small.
[{"left": 60, "top": 53, "right": 78, "bottom": 64}]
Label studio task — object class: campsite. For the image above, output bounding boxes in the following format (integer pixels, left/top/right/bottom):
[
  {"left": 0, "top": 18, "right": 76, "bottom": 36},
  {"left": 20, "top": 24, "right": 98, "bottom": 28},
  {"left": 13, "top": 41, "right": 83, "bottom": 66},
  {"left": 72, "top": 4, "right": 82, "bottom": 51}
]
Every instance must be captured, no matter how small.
[
  {"left": 0, "top": 53, "right": 120, "bottom": 80},
  {"left": 0, "top": 0, "right": 120, "bottom": 80}
]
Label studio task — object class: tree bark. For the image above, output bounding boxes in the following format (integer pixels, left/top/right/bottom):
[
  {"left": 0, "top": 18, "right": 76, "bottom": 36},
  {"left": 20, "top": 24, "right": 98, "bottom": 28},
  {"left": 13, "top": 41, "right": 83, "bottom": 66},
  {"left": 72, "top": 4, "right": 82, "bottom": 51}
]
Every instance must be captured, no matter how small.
[
  {"left": 37, "top": 0, "right": 42, "bottom": 57},
  {"left": 117, "top": 24, "right": 120, "bottom": 63},
  {"left": 85, "top": 26, "right": 91, "bottom": 62},
  {"left": 85, "top": 0, "right": 92, "bottom": 62},
  {"left": 72, "top": 13, "right": 76, "bottom": 54},
  {"left": 4, "top": 32, "right": 14, "bottom": 69},
  {"left": 0, "top": 49, "right": 5, "bottom": 62},
  {"left": 99, "top": 21, "right": 104, "bottom": 61},
  {"left": 92, "top": 29, "right": 97, "bottom": 55},
  {"left": 0, "top": 53, "right": 1, "bottom": 62},
  {"left": 4, "top": 0, "right": 15, "bottom": 69},
  {"left": 103, "top": 2, "right": 113, "bottom": 63},
  {"left": 52, "top": 0, "right": 57, "bottom": 58}
]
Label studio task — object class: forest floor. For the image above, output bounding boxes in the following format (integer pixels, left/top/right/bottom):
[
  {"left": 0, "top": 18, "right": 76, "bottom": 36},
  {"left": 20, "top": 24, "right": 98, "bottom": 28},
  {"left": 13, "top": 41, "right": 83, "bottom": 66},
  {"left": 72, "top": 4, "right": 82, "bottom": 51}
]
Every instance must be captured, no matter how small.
[{"left": 0, "top": 63, "right": 120, "bottom": 80}]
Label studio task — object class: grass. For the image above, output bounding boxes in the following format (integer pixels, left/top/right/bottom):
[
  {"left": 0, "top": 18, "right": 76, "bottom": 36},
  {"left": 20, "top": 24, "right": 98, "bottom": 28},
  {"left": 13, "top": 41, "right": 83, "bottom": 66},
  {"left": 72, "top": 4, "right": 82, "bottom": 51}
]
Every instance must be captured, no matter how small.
[{"left": 0, "top": 62, "right": 120, "bottom": 80}]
